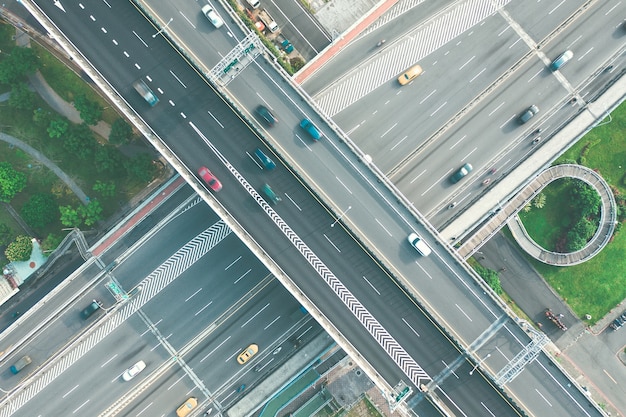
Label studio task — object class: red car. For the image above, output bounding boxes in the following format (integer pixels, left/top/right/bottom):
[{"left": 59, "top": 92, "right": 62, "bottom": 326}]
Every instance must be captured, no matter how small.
[{"left": 197, "top": 166, "right": 222, "bottom": 192}]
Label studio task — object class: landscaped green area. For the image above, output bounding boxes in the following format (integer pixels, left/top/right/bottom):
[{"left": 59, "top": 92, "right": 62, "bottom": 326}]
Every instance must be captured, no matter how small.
[
  {"left": 515, "top": 105, "right": 626, "bottom": 322},
  {"left": 0, "top": 23, "right": 162, "bottom": 265}
]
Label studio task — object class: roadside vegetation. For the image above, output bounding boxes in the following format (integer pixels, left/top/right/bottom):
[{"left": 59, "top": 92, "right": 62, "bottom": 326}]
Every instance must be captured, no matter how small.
[
  {"left": 0, "top": 23, "right": 162, "bottom": 265},
  {"left": 515, "top": 106, "right": 626, "bottom": 322}
]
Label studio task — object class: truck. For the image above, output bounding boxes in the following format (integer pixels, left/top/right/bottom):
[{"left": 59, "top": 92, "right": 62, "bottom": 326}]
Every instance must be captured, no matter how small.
[
  {"left": 132, "top": 79, "right": 159, "bottom": 106},
  {"left": 258, "top": 9, "right": 279, "bottom": 33},
  {"left": 10, "top": 355, "right": 32, "bottom": 374}
]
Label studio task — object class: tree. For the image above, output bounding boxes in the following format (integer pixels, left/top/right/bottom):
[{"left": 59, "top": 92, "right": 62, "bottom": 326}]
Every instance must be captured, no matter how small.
[
  {"left": 47, "top": 117, "right": 70, "bottom": 139},
  {"left": 74, "top": 93, "right": 102, "bottom": 125},
  {"left": 33, "top": 107, "right": 54, "bottom": 126},
  {"left": 5, "top": 235, "right": 33, "bottom": 262},
  {"left": 64, "top": 123, "right": 95, "bottom": 160},
  {"left": 473, "top": 264, "right": 502, "bottom": 294},
  {"left": 77, "top": 200, "right": 102, "bottom": 226},
  {"left": 8, "top": 82, "right": 35, "bottom": 110},
  {"left": 109, "top": 118, "right": 133, "bottom": 145},
  {"left": 41, "top": 233, "right": 64, "bottom": 252},
  {"left": 0, "top": 162, "right": 27, "bottom": 202},
  {"left": 93, "top": 180, "right": 116, "bottom": 197},
  {"left": 0, "top": 47, "right": 38, "bottom": 84},
  {"left": 533, "top": 193, "right": 546, "bottom": 209},
  {"left": 571, "top": 181, "right": 601, "bottom": 218},
  {"left": 0, "top": 223, "right": 13, "bottom": 247},
  {"left": 566, "top": 218, "right": 596, "bottom": 252},
  {"left": 125, "top": 153, "right": 157, "bottom": 182},
  {"left": 59, "top": 205, "right": 82, "bottom": 228},
  {"left": 21, "top": 193, "right": 58, "bottom": 230},
  {"left": 94, "top": 145, "right": 122, "bottom": 174}
]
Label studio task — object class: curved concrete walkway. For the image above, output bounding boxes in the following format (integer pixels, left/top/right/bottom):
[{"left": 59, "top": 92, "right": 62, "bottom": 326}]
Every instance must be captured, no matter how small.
[
  {"left": 0, "top": 132, "right": 88, "bottom": 204},
  {"left": 459, "top": 164, "right": 617, "bottom": 266}
]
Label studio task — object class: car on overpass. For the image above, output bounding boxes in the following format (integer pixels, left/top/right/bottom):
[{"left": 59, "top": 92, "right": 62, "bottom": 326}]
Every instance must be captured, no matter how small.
[
  {"left": 550, "top": 50, "right": 574, "bottom": 71},
  {"left": 397, "top": 64, "right": 423, "bottom": 85},
  {"left": 201, "top": 5, "right": 224, "bottom": 29},
  {"left": 237, "top": 343, "right": 258, "bottom": 364},
  {"left": 450, "top": 163, "right": 473, "bottom": 183},
  {"left": 256, "top": 105, "right": 277, "bottom": 127},
  {"left": 198, "top": 166, "right": 223, "bottom": 192},
  {"left": 518, "top": 105, "right": 539, "bottom": 124},
  {"left": 300, "top": 118, "right": 322, "bottom": 140},
  {"left": 122, "top": 360, "right": 146, "bottom": 381}
]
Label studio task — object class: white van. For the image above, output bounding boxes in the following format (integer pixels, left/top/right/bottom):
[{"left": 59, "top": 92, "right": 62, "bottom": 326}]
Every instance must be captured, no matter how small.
[{"left": 246, "top": 0, "right": 260, "bottom": 8}]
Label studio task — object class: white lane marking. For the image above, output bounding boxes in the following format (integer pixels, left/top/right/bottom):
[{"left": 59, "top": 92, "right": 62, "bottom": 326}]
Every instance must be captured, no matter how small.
[
  {"left": 603, "top": 369, "right": 618, "bottom": 384},
  {"left": 285, "top": 193, "right": 302, "bottom": 211},
  {"left": 133, "top": 31, "right": 148, "bottom": 48},
  {"left": 169, "top": 70, "right": 187, "bottom": 88},
  {"left": 488, "top": 102, "right": 505, "bottom": 116},
  {"left": 195, "top": 301, "right": 213, "bottom": 316},
  {"left": 167, "top": 375, "right": 186, "bottom": 390},
  {"left": 390, "top": 136, "right": 407, "bottom": 151},
  {"left": 567, "top": 35, "right": 582, "bottom": 49},
  {"left": 410, "top": 169, "right": 427, "bottom": 184},
  {"left": 577, "top": 47, "right": 594, "bottom": 61},
  {"left": 421, "top": 170, "right": 453, "bottom": 196},
  {"left": 449, "top": 135, "right": 467, "bottom": 150},
  {"left": 420, "top": 90, "right": 436, "bottom": 105},
  {"left": 72, "top": 400, "right": 90, "bottom": 414},
  {"left": 241, "top": 303, "right": 270, "bottom": 328},
  {"left": 402, "top": 318, "right": 420, "bottom": 337},
  {"left": 459, "top": 56, "right": 475, "bottom": 70},
  {"left": 508, "top": 38, "right": 522, "bottom": 49},
  {"left": 200, "top": 336, "right": 231, "bottom": 362},
  {"left": 233, "top": 269, "right": 252, "bottom": 284},
  {"left": 323, "top": 234, "right": 342, "bottom": 252},
  {"left": 499, "top": 114, "right": 517, "bottom": 129},
  {"left": 480, "top": 402, "right": 497, "bottom": 416},
  {"left": 442, "top": 360, "right": 460, "bottom": 379},
  {"left": 63, "top": 385, "right": 79, "bottom": 398},
  {"left": 185, "top": 288, "right": 202, "bottom": 302},
  {"left": 295, "top": 133, "right": 312, "bottom": 151},
  {"left": 528, "top": 68, "right": 543, "bottom": 82},
  {"left": 606, "top": 3, "right": 619, "bottom": 14},
  {"left": 90, "top": 15, "right": 96, "bottom": 22},
  {"left": 180, "top": 11, "right": 196, "bottom": 28},
  {"left": 416, "top": 261, "right": 433, "bottom": 279},
  {"left": 470, "top": 68, "right": 485, "bottom": 83},
  {"left": 264, "top": 315, "right": 281, "bottom": 330},
  {"left": 346, "top": 122, "right": 362, "bottom": 135},
  {"left": 208, "top": 111, "right": 224, "bottom": 128},
  {"left": 497, "top": 26, "right": 510, "bottom": 36},
  {"left": 101, "top": 27, "right": 107, "bottom": 34},
  {"left": 549, "top": 0, "right": 566, "bottom": 14},
  {"left": 380, "top": 123, "right": 397, "bottom": 138},
  {"left": 101, "top": 354, "right": 118, "bottom": 367},
  {"left": 461, "top": 147, "right": 477, "bottom": 161},
  {"left": 225, "top": 256, "right": 242, "bottom": 270},
  {"left": 336, "top": 177, "right": 353, "bottom": 194},
  {"left": 375, "top": 218, "right": 393, "bottom": 236},
  {"left": 430, "top": 101, "right": 447, "bottom": 117},
  {"left": 455, "top": 303, "right": 472, "bottom": 321},
  {"left": 136, "top": 402, "right": 154, "bottom": 417},
  {"left": 535, "top": 388, "right": 553, "bottom": 406},
  {"left": 363, "top": 276, "right": 381, "bottom": 295}
]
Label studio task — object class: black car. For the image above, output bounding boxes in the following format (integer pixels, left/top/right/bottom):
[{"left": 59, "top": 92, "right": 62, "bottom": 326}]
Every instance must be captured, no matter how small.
[
  {"left": 255, "top": 105, "right": 277, "bottom": 127},
  {"left": 81, "top": 300, "right": 101, "bottom": 320}
]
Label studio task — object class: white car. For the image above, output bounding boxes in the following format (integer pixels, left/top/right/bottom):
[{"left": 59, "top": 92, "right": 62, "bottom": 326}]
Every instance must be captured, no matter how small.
[
  {"left": 122, "top": 360, "right": 146, "bottom": 381},
  {"left": 407, "top": 233, "right": 432, "bottom": 256},
  {"left": 202, "top": 5, "right": 224, "bottom": 28}
]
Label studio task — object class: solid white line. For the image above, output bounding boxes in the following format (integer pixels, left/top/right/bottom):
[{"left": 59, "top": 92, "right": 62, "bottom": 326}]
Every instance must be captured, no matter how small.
[{"left": 603, "top": 369, "right": 618, "bottom": 384}]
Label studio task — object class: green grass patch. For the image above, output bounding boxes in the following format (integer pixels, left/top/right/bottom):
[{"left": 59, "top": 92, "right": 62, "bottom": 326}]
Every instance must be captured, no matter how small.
[{"left": 511, "top": 104, "right": 626, "bottom": 322}]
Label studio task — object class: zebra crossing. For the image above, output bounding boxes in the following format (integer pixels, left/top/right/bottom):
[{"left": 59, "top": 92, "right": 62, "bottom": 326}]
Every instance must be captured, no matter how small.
[
  {"left": 0, "top": 221, "right": 231, "bottom": 417},
  {"left": 316, "top": 0, "right": 512, "bottom": 116}
]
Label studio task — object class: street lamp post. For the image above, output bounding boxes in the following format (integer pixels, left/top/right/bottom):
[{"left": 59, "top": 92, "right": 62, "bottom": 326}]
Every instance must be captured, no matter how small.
[
  {"left": 331, "top": 206, "right": 352, "bottom": 227},
  {"left": 469, "top": 353, "right": 491, "bottom": 375},
  {"left": 152, "top": 18, "right": 173, "bottom": 38}
]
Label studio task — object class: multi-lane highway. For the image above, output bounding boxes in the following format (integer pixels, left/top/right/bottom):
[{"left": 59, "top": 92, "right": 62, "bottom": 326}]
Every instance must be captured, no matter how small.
[
  {"left": 304, "top": 0, "right": 626, "bottom": 227},
  {"left": 1, "top": 0, "right": 612, "bottom": 416}
]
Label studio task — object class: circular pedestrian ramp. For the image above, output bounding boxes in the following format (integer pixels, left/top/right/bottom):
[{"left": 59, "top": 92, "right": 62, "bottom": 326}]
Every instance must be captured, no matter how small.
[{"left": 459, "top": 164, "right": 617, "bottom": 266}]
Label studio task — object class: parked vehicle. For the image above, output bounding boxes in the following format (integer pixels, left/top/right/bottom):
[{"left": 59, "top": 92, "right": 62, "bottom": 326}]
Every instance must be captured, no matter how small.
[
  {"left": 258, "top": 9, "right": 279, "bottom": 33},
  {"left": 81, "top": 300, "right": 102, "bottom": 320}
]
